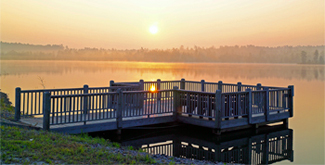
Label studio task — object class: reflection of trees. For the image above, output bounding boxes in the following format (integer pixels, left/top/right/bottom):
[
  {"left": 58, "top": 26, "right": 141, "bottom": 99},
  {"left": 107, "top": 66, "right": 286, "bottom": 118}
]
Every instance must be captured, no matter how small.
[
  {"left": 301, "top": 67, "right": 307, "bottom": 79},
  {"left": 1, "top": 61, "right": 324, "bottom": 81}
]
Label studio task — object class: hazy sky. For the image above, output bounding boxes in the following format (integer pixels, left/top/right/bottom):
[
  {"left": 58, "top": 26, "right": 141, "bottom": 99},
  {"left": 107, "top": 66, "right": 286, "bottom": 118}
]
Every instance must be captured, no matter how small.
[{"left": 1, "top": 0, "right": 324, "bottom": 49}]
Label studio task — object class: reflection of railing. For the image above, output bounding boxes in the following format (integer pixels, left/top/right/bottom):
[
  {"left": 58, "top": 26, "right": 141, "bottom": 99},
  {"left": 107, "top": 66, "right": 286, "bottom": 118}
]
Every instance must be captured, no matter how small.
[{"left": 132, "top": 128, "right": 294, "bottom": 164}]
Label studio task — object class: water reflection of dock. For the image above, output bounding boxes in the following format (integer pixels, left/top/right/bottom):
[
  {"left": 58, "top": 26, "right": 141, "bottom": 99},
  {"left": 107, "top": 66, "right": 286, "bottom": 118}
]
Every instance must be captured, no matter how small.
[{"left": 120, "top": 126, "right": 293, "bottom": 164}]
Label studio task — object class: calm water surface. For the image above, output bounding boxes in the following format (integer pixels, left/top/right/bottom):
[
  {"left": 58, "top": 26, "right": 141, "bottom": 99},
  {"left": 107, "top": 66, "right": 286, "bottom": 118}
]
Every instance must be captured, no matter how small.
[{"left": 1, "top": 60, "right": 324, "bottom": 164}]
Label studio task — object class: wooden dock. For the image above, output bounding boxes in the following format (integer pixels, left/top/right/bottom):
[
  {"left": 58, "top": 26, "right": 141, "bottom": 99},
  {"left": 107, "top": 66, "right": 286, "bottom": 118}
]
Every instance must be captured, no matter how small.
[{"left": 14, "top": 79, "right": 294, "bottom": 134}]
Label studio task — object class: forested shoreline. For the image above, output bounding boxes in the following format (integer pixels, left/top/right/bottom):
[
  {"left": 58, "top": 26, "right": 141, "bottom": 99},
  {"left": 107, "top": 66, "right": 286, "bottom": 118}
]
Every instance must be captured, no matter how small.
[{"left": 1, "top": 41, "right": 324, "bottom": 64}]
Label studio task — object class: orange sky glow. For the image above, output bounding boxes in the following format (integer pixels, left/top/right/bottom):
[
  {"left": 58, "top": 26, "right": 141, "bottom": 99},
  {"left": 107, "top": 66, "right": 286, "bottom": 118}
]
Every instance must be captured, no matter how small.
[{"left": 1, "top": 0, "right": 324, "bottom": 49}]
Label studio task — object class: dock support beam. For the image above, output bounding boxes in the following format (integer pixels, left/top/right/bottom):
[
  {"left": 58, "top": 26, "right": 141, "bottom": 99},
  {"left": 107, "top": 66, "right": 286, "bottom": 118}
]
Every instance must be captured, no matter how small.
[
  {"left": 14, "top": 87, "right": 21, "bottom": 121},
  {"left": 283, "top": 119, "right": 288, "bottom": 128},
  {"left": 43, "top": 92, "right": 51, "bottom": 131}
]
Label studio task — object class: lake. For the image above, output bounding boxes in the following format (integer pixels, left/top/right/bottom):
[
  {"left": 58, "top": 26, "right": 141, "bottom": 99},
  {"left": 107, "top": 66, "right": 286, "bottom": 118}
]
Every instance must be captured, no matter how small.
[{"left": 1, "top": 60, "right": 324, "bottom": 164}]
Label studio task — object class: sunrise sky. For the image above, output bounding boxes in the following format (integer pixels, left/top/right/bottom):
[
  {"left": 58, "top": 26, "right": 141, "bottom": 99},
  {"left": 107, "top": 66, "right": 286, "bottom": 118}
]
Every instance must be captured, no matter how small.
[{"left": 1, "top": 0, "right": 324, "bottom": 49}]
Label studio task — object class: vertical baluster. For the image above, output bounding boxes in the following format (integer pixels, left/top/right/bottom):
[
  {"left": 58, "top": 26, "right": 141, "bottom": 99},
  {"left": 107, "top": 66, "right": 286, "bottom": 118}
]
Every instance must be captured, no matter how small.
[
  {"left": 63, "top": 96, "right": 67, "bottom": 123},
  {"left": 26, "top": 92, "right": 30, "bottom": 115},
  {"left": 30, "top": 92, "right": 34, "bottom": 115},
  {"left": 60, "top": 96, "right": 63, "bottom": 124},
  {"left": 34, "top": 92, "right": 37, "bottom": 115},
  {"left": 92, "top": 95, "right": 95, "bottom": 120},
  {"left": 56, "top": 96, "right": 58, "bottom": 124},
  {"left": 37, "top": 92, "right": 41, "bottom": 115}
]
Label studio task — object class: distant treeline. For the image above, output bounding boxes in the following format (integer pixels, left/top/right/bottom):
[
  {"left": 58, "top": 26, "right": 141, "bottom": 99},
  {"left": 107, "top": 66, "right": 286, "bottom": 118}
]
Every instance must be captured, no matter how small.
[{"left": 1, "top": 41, "right": 324, "bottom": 64}]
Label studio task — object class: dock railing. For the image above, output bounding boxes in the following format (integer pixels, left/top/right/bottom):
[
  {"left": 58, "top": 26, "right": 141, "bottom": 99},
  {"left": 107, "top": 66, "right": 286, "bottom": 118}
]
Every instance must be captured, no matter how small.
[
  {"left": 41, "top": 89, "right": 175, "bottom": 129},
  {"left": 14, "top": 85, "right": 140, "bottom": 120},
  {"left": 15, "top": 78, "right": 293, "bottom": 132}
]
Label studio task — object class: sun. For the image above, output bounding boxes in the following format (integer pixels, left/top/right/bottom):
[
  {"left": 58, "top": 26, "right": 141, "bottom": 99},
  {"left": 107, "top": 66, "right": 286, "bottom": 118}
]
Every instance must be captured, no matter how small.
[
  {"left": 150, "top": 85, "right": 156, "bottom": 92},
  {"left": 149, "top": 25, "right": 158, "bottom": 34}
]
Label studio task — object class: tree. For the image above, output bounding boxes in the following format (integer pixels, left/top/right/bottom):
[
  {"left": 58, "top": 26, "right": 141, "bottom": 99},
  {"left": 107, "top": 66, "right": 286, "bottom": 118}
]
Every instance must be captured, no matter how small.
[
  {"left": 314, "top": 50, "right": 319, "bottom": 63},
  {"left": 301, "top": 51, "right": 307, "bottom": 64},
  {"left": 319, "top": 55, "right": 324, "bottom": 64}
]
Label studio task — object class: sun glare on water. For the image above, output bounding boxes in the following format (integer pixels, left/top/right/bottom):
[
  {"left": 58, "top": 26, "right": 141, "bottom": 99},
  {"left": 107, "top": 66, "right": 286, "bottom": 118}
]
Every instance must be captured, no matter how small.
[{"left": 149, "top": 25, "right": 158, "bottom": 34}]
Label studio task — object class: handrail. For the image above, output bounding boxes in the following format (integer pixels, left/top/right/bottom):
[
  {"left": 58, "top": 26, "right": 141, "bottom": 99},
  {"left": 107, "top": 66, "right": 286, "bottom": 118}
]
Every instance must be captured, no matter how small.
[
  {"left": 51, "top": 92, "right": 118, "bottom": 98},
  {"left": 21, "top": 88, "right": 83, "bottom": 93}
]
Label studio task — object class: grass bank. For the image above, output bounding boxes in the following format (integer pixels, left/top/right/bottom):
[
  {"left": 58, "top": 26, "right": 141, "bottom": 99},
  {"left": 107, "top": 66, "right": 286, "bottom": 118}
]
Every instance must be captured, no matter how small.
[
  {"left": 0, "top": 92, "right": 157, "bottom": 164},
  {"left": 1, "top": 125, "right": 157, "bottom": 164}
]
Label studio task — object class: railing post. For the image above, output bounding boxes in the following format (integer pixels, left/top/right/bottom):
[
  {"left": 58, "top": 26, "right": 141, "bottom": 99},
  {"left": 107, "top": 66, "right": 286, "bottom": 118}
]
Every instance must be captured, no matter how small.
[
  {"left": 157, "top": 79, "right": 161, "bottom": 101},
  {"left": 215, "top": 90, "right": 222, "bottom": 129},
  {"left": 246, "top": 89, "right": 252, "bottom": 124},
  {"left": 14, "top": 87, "right": 21, "bottom": 121},
  {"left": 83, "top": 84, "right": 89, "bottom": 125},
  {"left": 288, "top": 85, "right": 294, "bottom": 117},
  {"left": 43, "top": 92, "right": 51, "bottom": 131},
  {"left": 109, "top": 80, "right": 114, "bottom": 87},
  {"left": 237, "top": 82, "right": 242, "bottom": 92},
  {"left": 139, "top": 79, "right": 144, "bottom": 109},
  {"left": 180, "top": 78, "right": 185, "bottom": 90},
  {"left": 117, "top": 88, "right": 123, "bottom": 135},
  {"left": 256, "top": 83, "right": 262, "bottom": 110},
  {"left": 108, "top": 80, "right": 114, "bottom": 109},
  {"left": 173, "top": 86, "right": 179, "bottom": 121},
  {"left": 264, "top": 87, "right": 269, "bottom": 121},
  {"left": 201, "top": 80, "right": 205, "bottom": 92},
  {"left": 157, "top": 79, "right": 161, "bottom": 90},
  {"left": 139, "top": 79, "right": 144, "bottom": 91},
  {"left": 218, "top": 81, "right": 223, "bottom": 92}
]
